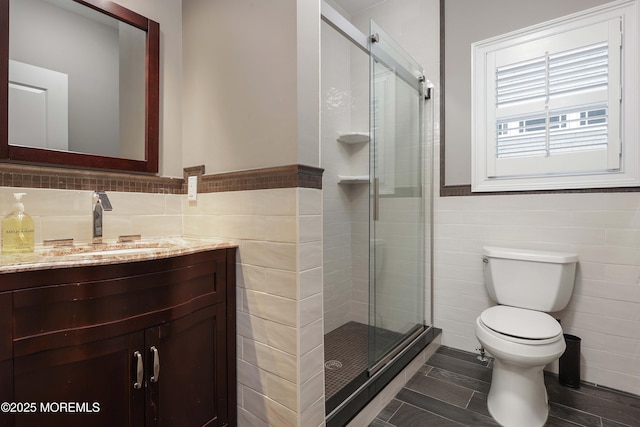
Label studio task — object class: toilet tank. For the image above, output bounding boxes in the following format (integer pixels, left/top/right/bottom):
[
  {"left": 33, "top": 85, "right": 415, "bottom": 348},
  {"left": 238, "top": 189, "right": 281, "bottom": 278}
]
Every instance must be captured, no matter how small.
[{"left": 482, "top": 246, "right": 578, "bottom": 312}]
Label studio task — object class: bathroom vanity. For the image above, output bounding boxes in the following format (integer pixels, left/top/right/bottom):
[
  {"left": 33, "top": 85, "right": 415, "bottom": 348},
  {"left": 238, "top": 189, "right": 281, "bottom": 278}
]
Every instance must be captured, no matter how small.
[{"left": 0, "top": 240, "right": 236, "bottom": 427}]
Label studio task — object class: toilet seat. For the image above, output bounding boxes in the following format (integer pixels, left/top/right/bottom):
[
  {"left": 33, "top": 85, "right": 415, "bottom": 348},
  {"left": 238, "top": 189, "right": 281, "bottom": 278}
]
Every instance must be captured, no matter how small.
[{"left": 480, "top": 306, "right": 562, "bottom": 343}]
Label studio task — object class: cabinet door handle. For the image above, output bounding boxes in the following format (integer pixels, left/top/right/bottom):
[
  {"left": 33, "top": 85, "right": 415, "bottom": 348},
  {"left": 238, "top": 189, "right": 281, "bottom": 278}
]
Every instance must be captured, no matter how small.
[
  {"left": 150, "top": 346, "right": 160, "bottom": 383},
  {"left": 133, "top": 351, "right": 143, "bottom": 389}
]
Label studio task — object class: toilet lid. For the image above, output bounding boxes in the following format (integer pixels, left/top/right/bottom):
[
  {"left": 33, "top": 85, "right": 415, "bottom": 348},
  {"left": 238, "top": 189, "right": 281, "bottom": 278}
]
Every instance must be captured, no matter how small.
[{"left": 480, "top": 306, "right": 562, "bottom": 340}]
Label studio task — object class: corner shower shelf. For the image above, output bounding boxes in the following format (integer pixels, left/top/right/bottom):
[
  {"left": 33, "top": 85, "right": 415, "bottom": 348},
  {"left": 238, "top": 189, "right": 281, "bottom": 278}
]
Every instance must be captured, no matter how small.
[
  {"left": 337, "top": 132, "right": 370, "bottom": 144},
  {"left": 338, "top": 175, "right": 369, "bottom": 184}
]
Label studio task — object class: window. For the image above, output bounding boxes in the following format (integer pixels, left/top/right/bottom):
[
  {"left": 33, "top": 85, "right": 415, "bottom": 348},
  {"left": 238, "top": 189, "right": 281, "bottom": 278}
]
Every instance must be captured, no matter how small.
[{"left": 471, "top": 0, "right": 639, "bottom": 192}]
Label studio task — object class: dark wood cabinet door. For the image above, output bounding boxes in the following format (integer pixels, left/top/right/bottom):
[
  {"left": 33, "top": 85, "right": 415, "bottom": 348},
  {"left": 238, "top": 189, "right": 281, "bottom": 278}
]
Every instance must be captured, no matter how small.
[
  {"left": 0, "top": 292, "right": 13, "bottom": 427},
  {"left": 13, "top": 331, "right": 146, "bottom": 427},
  {"left": 4, "top": 248, "right": 236, "bottom": 427},
  {"left": 145, "top": 304, "right": 227, "bottom": 427}
]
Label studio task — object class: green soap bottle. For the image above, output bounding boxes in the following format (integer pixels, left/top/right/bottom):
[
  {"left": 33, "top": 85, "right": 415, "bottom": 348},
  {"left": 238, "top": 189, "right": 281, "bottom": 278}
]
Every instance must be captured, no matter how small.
[{"left": 2, "top": 193, "right": 35, "bottom": 254}]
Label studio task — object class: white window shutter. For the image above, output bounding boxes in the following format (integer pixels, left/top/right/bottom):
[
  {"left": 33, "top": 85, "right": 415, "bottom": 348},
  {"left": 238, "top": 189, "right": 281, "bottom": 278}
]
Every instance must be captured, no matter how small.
[
  {"left": 472, "top": 0, "right": 638, "bottom": 192},
  {"left": 485, "top": 18, "right": 621, "bottom": 178}
]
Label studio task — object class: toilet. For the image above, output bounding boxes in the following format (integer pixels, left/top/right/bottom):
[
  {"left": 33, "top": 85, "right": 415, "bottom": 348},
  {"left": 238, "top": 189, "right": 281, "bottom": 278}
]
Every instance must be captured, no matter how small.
[{"left": 475, "top": 246, "right": 578, "bottom": 427}]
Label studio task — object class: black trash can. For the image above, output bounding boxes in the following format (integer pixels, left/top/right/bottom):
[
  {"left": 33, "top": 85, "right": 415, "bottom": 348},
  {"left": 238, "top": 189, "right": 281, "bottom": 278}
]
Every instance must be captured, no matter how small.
[{"left": 559, "top": 334, "right": 581, "bottom": 388}]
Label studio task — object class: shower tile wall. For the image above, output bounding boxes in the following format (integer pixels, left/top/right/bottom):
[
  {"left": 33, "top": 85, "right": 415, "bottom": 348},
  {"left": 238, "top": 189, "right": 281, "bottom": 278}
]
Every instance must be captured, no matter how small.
[
  {"left": 322, "top": 0, "right": 437, "bottom": 344},
  {"left": 349, "top": 185, "right": 370, "bottom": 327},
  {"left": 322, "top": 19, "right": 370, "bottom": 334},
  {"left": 344, "top": 0, "right": 438, "bottom": 337}
]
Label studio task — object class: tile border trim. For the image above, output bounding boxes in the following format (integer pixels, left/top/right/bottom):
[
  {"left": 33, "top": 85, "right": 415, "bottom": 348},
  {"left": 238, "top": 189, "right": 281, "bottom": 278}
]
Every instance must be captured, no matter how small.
[
  {"left": 0, "top": 162, "right": 183, "bottom": 193},
  {"left": 440, "top": 184, "right": 640, "bottom": 197},
  {"left": 185, "top": 164, "right": 324, "bottom": 193},
  {"left": 0, "top": 162, "right": 323, "bottom": 193}
]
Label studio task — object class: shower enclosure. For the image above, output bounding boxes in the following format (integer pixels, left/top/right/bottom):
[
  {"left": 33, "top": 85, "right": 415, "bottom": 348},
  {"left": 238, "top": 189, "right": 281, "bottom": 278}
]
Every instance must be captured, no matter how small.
[
  {"left": 368, "top": 20, "right": 427, "bottom": 374},
  {"left": 321, "top": 2, "right": 434, "bottom": 424}
]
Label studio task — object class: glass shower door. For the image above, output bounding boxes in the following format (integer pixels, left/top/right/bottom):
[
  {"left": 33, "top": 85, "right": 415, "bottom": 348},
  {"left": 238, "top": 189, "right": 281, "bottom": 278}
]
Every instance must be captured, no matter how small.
[{"left": 368, "top": 20, "right": 426, "bottom": 373}]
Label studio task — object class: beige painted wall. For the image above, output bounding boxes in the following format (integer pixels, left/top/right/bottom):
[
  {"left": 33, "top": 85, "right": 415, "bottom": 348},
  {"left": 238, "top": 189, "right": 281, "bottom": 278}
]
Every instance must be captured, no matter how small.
[
  {"left": 182, "top": 0, "right": 296, "bottom": 174},
  {"left": 114, "top": 0, "right": 184, "bottom": 178}
]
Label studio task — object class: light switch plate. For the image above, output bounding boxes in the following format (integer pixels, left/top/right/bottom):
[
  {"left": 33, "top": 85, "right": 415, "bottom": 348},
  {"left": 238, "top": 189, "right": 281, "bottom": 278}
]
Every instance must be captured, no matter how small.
[{"left": 187, "top": 175, "right": 198, "bottom": 201}]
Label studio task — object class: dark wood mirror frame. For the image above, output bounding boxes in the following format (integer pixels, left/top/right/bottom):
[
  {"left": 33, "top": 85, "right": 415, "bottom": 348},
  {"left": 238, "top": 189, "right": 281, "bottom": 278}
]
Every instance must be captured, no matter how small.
[{"left": 0, "top": 0, "right": 159, "bottom": 174}]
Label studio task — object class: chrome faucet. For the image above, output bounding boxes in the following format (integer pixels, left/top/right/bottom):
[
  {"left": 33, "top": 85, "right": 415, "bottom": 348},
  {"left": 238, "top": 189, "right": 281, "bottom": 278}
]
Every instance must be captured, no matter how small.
[{"left": 92, "top": 191, "right": 113, "bottom": 244}]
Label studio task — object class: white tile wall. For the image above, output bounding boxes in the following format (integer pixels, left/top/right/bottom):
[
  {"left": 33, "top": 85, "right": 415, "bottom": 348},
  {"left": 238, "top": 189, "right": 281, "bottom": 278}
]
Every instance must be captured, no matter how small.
[
  {"left": 0, "top": 187, "right": 182, "bottom": 245},
  {"left": 374, "top": 197, "right": 426, "bottom": 332},
  {"left": 321, "top": 19, "right": 365, "bottom": 334},
  {"left": 298, "top": 188, "right": 326, "bottom": 427},
  {"left": 184, "top": 188, "right": 325, "bottom": 427},
  {"left": 349, "top": 183, "right": 370, "bottom": 327},
  {"left": 433, "top": 149, "right": 640, "bottom": 396}
]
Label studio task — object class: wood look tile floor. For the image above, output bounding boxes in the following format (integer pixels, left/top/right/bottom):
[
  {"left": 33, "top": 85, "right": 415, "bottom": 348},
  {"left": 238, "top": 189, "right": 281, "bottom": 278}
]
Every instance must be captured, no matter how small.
[{"left": 370, "top": 346, "right": 640, "bottom": 427}]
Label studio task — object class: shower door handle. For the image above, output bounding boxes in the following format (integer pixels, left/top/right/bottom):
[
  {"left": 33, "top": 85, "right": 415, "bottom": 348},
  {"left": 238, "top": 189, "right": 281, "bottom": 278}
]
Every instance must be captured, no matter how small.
[{"left": 373, "top": 178, "right": 380, "bottom": 221}]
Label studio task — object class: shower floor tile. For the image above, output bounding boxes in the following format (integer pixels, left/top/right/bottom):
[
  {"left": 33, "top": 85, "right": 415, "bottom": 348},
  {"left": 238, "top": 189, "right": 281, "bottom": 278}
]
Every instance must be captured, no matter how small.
[
  {"left": 324, "top": 322, "right": 369, "bottom": 403},
  {"left": 324, "top": 321, "right": 402, "bottom": 405}
]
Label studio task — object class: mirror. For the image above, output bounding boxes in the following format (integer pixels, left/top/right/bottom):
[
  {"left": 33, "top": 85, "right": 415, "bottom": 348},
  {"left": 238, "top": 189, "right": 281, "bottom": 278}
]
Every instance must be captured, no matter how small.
[{"left": 1, "top": 0, "right": 159, "bottom": 173}]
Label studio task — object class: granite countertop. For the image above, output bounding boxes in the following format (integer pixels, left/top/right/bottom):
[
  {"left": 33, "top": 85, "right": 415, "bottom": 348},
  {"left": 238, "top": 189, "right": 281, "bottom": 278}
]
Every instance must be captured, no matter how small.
[{"left": 0, "top": 237, "right": 238, "bottom": 274}]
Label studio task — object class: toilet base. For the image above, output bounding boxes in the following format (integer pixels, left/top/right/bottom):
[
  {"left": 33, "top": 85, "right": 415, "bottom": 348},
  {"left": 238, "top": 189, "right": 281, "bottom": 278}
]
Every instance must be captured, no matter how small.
[{"left": 487, "top": 359, "right": 549, "bottom": 427}]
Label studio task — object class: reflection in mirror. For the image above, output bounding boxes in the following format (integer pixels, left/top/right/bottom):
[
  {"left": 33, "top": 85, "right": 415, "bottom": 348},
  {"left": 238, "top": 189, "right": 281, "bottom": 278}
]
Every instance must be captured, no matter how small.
[{"left": 1, "top": 0, "right": 159, "bottom": 173}]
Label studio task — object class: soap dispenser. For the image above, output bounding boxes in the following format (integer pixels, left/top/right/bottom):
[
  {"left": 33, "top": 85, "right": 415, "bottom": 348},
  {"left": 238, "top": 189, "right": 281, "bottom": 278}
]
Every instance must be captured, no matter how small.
[{"left": 2, "top": 192, "right": 35, "bottom": 254}]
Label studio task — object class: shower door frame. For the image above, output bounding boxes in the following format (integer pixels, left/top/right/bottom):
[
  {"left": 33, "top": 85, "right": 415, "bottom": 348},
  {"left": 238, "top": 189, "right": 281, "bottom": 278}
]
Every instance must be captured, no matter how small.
[
  {"left": 321, "top": 0, "right": 434, "bottom": 377},
  {"left": 321, "top": 1, "right": 436, "bottom": 424}
]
